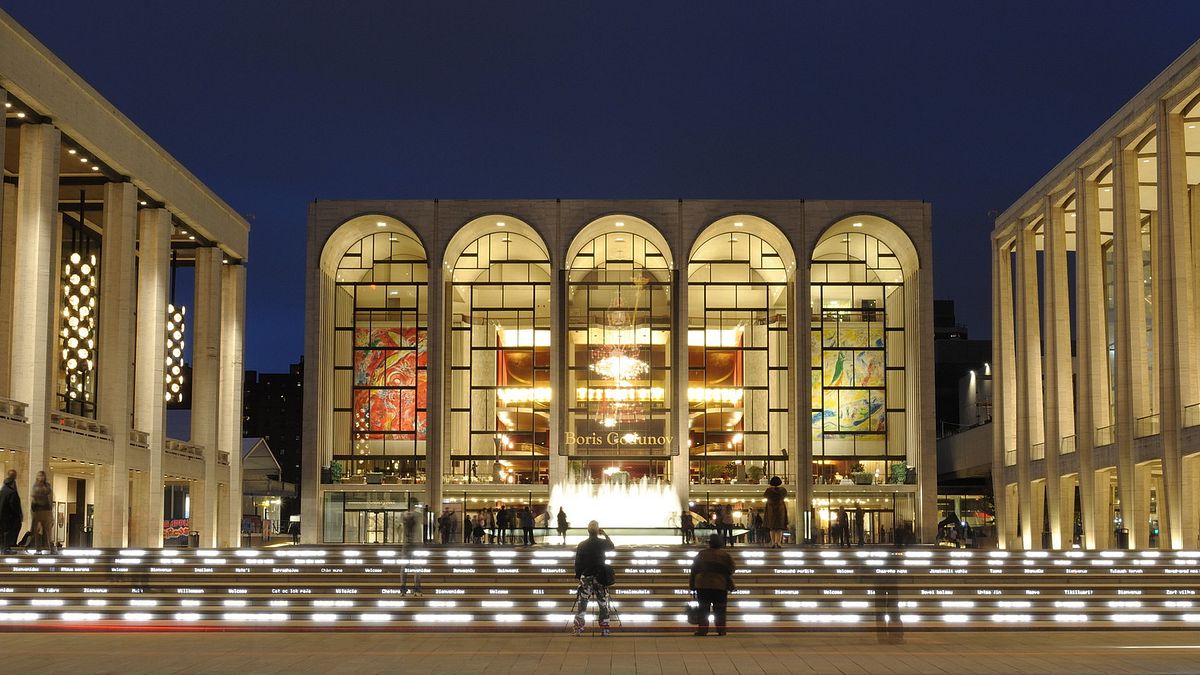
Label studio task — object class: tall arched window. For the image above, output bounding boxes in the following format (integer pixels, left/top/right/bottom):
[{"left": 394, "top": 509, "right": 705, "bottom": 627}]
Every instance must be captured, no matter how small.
[
  {"left": 688, "top": 219, "right": 793, "bottom": 485},
  {"left": 810, "top": 221, "right": 920, "bottom": 544},
  {"left": 332, "top": 227, "right": 429, "bottom": 480},
  {"left": 566, "top": 218, "right": 672, "bottom": 481},
  {"left": 447, "top": 220, "right": 552, "bottom": 485}
]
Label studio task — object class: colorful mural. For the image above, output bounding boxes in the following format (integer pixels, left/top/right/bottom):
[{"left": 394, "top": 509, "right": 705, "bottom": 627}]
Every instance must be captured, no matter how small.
[
  {"left": 352, "top": 326, "right": 428, "bottom": 439},
  {"left": 813, "top": 321, "right": 887, "bottom": 436}
]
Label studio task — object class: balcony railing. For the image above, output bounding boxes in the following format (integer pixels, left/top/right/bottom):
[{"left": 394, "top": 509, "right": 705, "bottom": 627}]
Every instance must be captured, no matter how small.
[
  {"left": 1060, "top": 434, "right": 1076, "bottom": 454},
  {"left": 50, "top": 411, "right": 110, "bottom": 439},
  {"left": 1185, "top": 403, "right": 1200, "bottom": 429},
  {"left": 1095, "top": 425, "right": 1115, "bottom": 447},
  {"left": 0, "top": 397, "right": 28, "bottom": 423},
  {"left": 1031, "top": 442, "right": 1045, "bottom": 461},
  {"left": 129, "top": 429, "right": 149, "bottom": 448},
  {"left": 1004, "top": 447, "right": 1016, "bottom": 466},
  {"left": 164, "top": 438, "right": 204, "bottom": 461},
  {"left": 218, "top": 451, "right": 230, "bottom": 466},
  {"left": 1134, "top": 413, "right": 1160, "bottom": 439}
]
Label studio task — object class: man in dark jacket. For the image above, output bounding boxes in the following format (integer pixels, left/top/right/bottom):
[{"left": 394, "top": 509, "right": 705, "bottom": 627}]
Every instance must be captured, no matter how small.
[
  {"left": 497, "top": 506, "right": 510, "bottom": 545},
  {"left": 0, "top": 470, "right": 22, "bottom": 554},
  {"left": 519, "top": 506, "right": 535, "bottom": 546},
  {"left": 572, "top": 520, "right": 615, "bottom": 636},
  {"left": 689, "top": 533, "right": 736, "bottom": 636}
]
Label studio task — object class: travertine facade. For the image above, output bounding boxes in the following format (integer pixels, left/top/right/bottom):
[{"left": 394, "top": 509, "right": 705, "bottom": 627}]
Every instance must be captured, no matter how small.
[{"left": 993, "top": 39, "right": 1200, "bottom": 550}]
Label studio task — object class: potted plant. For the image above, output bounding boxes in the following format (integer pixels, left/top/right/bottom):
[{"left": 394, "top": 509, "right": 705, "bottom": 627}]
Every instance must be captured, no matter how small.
[
  {"left": 329, "top": 460, "right": 344, "bottom": 483},
  {"left": 746, "top": 465, "right": 765, "bottom": 484},
  {"left": 850, "top": 462, "right": 873, "bottom": 485},
  {"left": 889, "top": 462, "right": 908, "bottom": 485}
]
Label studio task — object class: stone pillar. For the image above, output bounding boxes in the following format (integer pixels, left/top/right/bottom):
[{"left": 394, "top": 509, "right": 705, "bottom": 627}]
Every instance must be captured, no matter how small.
[
  {"left": 1155, "top": 104, "right": 1196, "bottom": 549},
  {"left": 1132, "top": 462, "right": 1153, "bottom": 548},
  {"left": 991, "top": 237, "right": 1014, "bottom": 547},
  {"left": 10, "top": 124, "right": 61, "bottom": 533},
  {"left": 549, "top": 269, "right": 567, "bottom": 488},
  {"left": 671, "top": 268, "right": 690, "bottom": 509},
  {"left": 911, "top": 264, "right": 938, "bottom": 544},
  {"left": 1014, "top": 225, "right": 1043, "bottom": 548},
  {"left": 1112, "top": 139, "right": 1145, "bottom": 548},
  {"left": 219, "top": 263, "right": 246, "bottom": 547},
  {"left": 93, "top": 182, "right": 139, "bottom": 547},
  {"left": 1059, "top": 475, "right": 1078, "bottom": 546},
  {"left": 1093, "top": 469, "right": 1113, "bottom": 548},
  {"left": 133, "top": 209, "right": 171, "bottom": 547},
  {"left": 0, "top": 88, "right": 11, "bottom": 397},
  {"left": 1031, "top": 479, "right": 1047, "bottom": 546},
  {"left": 793, "top": 267, "right": 812, "bottom": 544},
  {"left": 1073, "top": 171, "right": 1106, "bottom": 549},
  {"left": 1043, "top": 198, "right": 1074, "bottom": 548},
  {"left": 425, "top": 254, "right": 444, "bottom": 515},
  {"left": 191, "top": 247, "right": 223, "bottom": 547}
]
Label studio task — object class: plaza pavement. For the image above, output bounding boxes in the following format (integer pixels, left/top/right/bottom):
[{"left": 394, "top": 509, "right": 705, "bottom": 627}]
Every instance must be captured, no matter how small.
[{"left": 4, "top": 630, "right": 1199, "bottom": 674}]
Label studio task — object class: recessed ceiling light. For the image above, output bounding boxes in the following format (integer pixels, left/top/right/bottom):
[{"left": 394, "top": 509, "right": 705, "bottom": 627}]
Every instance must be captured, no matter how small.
[
  {"left": 68, "top": 148, "right": 77, "bottom": 155},
  {"left": 139, "top": 201, "right": 148, "bottom": 206},
  {"left": 222, "top": 258, "right": 229, "bottom": 264},
  {"left": 496, "top": 221, "right": 506, "bottom": 227},
  {"left": 188, "top": 235, "right": 196, "bottom": 240},
  {"left": 733, "top": 221, "right": 743, "bottom": 228},
  {"left": 614, "top": 237, "right": 626, "bottom": 242},
  {"left": 852, "top": 222, "right": 863, "bottom": 228},
  {"left": 15, "top": 112, "right": 25, "bottom": 119},
  {"left": 3, "top": 102, "right": 10, "bottom": 108},
  {"left": 376, "top": 221, "right": 387, "bottom": 228},
  {"left": 614, "top": 221, "right": 625, "bottom": 228},
  {"left": 79, "top": 157, "right": 88, "bottom": 163},
  {"left": 91, "top": 166, "right": 100, "bottom": 171}
]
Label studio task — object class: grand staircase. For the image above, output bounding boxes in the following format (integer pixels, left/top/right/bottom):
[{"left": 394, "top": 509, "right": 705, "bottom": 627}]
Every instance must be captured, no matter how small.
[{"left": 1, "top": 545, "right": 1198, "bottom": 630}]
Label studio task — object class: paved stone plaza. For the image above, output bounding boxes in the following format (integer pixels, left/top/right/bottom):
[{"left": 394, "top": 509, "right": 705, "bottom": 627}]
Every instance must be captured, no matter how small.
[{"left": 5, "top": 630, "right": 1199, "bottom": 674}]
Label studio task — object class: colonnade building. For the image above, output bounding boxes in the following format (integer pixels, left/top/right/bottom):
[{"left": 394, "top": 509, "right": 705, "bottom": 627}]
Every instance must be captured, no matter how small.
[
  {"left": 0, "top": 11, "right": 249, "bottom": 547},
  {"left": 993, "top": 39, "right": 1200, "bottom": 550},
  {"left": 302, "top": 200, "right": 935, "bottom": 545}
]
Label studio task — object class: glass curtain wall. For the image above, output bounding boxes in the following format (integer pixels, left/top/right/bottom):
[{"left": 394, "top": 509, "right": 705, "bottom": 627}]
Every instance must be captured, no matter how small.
[
  {"left": 331, "top": 231, "right": 429, "bottom": 482},
  {"left": 57, "top": 211, "right": 101, "bottom": 418},
  {"left": 687, "top": 231, "right": 790, "bottom": 485},
  {"left": 810, "top": 231, "right": 907, "bottom": 484},
  {"left": 447, "top": 230, "right": 551, "bottom": 485},
  {"left": 567, "top": 230, "right": 672, "bottom": 481}
]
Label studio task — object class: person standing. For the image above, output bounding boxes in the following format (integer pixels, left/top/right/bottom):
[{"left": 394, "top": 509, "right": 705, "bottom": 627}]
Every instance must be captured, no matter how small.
[
  {"left": 30, "top": 471, "right": 54, "bottom": 552},
  {"left": 288, "top": 521, "right": 300, "bottom": 545},
  {"left": 720, "top": 506, "right": 736, "bottom": 547},
  {"left": 689, "top": 533, "right": 736, "bottom": 636},
  {"left": 680, "top": 510, "right": 694, "bottom": 544},
  {"left": 520, "top": 505, "right": 535, "bottom": 546},
  {"left": 484, "top": 507, "right": 496, "bottom": 544},
  {"left": 557, "top": 507, "right": 569, "bottom": 545},
  {"left": 763, "top": 476, "right": 788, "bottom": 548},
  {"left": 0, "top": 470, "right": 21, "bottom": 554},
  {"left": 573, "top": 520, "right": 615, "bottom": 636},
  {"left": 497, "top": 506, "right": 510, "bottom": 545},
  {"left": 837, "top": 508, "right": 850, "bottom": 548}
]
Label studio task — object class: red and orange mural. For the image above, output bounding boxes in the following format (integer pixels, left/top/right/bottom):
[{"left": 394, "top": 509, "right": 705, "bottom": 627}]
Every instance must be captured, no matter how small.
[{"left": 352, "top": 326, "right": 428, "bottom": 439}]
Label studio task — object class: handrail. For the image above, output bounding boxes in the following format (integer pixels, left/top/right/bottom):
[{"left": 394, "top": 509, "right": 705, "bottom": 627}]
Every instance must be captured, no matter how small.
[
  {"left": 50, "top": 411, "right": 110, "bottom": 439},
  {"left": 1184, "top": 402, "right": 1200, "bottom": 428},
  {"left": 164, "top": 438, "right": 204, "bottom": 460},
  {"left": 129, "top": 429, "right": 149, "bottom": 448},
  {"left": 218, "top": 451, "right": 230, "bottom": 466},
  {"left": 1134, "top": 414, "right": 1160, "bottom": 439},
  {"left": 0, "top": 396, "right": 28, "bottom": 423},
  {"left": 1031, "top": 442, "right": 1045, "bottom": 460},
  {"left": 1060, "top": 435, "right": 1076, "bottom": 454},
  {"left": 1095, "top": 424, "right": 1115, "bottom": 447}
]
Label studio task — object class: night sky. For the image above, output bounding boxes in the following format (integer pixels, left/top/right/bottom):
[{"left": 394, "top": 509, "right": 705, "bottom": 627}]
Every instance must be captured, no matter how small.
[{"left": 8, "top": 2, "right": 1200, "bottom": 372}]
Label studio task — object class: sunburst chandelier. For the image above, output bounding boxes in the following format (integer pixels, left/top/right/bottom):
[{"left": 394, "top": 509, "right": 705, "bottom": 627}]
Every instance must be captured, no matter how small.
[{"left": 589, "top": 347, "right": 649, "bottom": 383}]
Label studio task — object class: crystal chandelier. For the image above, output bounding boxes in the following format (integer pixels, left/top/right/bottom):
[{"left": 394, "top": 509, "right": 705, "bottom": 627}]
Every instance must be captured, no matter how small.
[
  {"left": 589, "top": 347, "right": 649, "bottom": 383},
  {"left": 60, "top": 252, "right": 97, "bottom": 402}
]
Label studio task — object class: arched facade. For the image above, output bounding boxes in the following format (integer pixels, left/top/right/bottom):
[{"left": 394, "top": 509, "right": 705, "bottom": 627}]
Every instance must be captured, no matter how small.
[{"left": 303, "top": 202, "right": 934, "bottom": 544}]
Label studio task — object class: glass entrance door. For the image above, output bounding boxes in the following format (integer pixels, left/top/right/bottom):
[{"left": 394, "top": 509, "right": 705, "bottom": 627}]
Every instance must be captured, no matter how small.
[{"left": 345, "top": 509, "right": 404, "bottom": 544}]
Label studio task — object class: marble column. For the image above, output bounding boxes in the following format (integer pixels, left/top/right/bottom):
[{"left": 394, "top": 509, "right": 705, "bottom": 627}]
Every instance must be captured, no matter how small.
[
  {"left": 219, "top": 263, "right": 246, "bottom": 547},
  {"left": 1043, "top": 198, "right": 1075, "bottom": 548},
  {"left": 1112, "top": 139, "right": 1146, "bottom": 548},
  {"left": 1014, "top": 225, "right": 1043, "bottom": 548},
  {"left": 1073, "top": 171, "right": 1107, "bottom": 549},
  {"left": 672, "top": 268, "right": 690, "bottom": 510},
  {"left": 93, "top": 181, "right": 139, "bottom": 547},
  {"left": 549, "top": 269, "right": 567, "bottom": 488},
  {"left": 10, "top": 124, "right": 61, "bottom": 533},
  {"left": 191, "top": 246, "right": 223, "bottom": 548},
  {"left": 1155, "top": 104, "right": 1196, "bottom": 549},
  {"left": 792, "top": 264, "right": 812, "bottom": 544},
  {"left": 991, "top": 237, "right": 1014, "bottom": 548},
  {"left": 133, "top": 208, "right": 171, "bottom": 547},
  {"left": 426, "top": 256, "right": 445, "bottom": 516},
  {"left": 0, "top": 88, "right": 11, "bottom": 397}
]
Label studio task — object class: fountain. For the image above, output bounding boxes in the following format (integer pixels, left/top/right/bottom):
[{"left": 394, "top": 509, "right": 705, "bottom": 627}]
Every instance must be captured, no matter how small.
[{"left": 549, "top": 477, "right": 682, "bottom": 544}]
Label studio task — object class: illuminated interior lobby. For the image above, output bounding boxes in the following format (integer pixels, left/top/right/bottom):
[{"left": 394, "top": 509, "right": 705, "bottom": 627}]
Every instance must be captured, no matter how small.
[{"left": 302, "top": 200, "right": 935, "bottom": 545}]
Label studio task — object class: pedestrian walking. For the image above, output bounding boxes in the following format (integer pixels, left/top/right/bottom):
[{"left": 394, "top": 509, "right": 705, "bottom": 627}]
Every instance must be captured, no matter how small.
[
  {"left": 572, "top": 521, "right": 615, "bottom": 636},
  {"left": 288, "top": 521, "right": 300, "bottom": 545},
  {"left": 557, "top": 507, "right": 569, "bottom": 545},
  {"left": 520, "top": 505, "right": 535, "bottom": 545},
  {"left": 0, "top": 470, "right": 21, "bottom": 554},
  {"left": 764, "top": 476, "right": 788, "bottom": 548},
  {"left": 30, "top": 471, "right": 54, "bottom": 553},
  {"left": 680, "top": 510, "right": 694, "bottom": 544},
  {"left": 689, "top": 533, "right": 736, "bottom": 636}
]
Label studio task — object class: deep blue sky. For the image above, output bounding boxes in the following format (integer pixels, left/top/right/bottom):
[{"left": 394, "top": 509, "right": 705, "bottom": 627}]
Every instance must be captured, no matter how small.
[{"left": 8, "top": 2, "right": 1200, "bottom": 372}]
